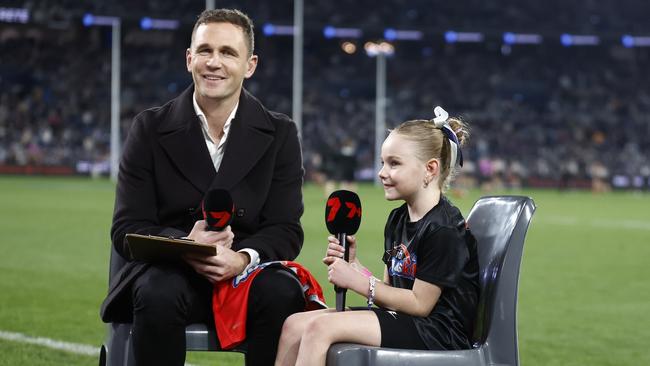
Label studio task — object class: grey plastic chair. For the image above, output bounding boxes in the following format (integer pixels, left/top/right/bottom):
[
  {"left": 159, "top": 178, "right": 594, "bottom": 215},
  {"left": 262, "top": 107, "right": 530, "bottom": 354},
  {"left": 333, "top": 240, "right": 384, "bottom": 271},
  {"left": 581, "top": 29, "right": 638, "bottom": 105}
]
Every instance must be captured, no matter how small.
[
  {"left": 98, "top": 245, "right": 247, "bottom": 366},
  {"left": 326, "top": 195, "right": 536, "bottom": 366}
]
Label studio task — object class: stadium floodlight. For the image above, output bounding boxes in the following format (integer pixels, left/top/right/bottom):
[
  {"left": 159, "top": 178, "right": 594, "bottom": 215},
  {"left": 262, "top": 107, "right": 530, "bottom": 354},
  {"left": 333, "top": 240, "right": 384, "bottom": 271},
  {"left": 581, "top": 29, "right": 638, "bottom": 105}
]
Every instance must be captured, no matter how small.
[
  {"left": 622, "top": 35, "right": 650, "bottom": 48},
  {"left": 341, "top": 42, "right": 357, "bottom": 54},
  {"left": 364, "top": 41, "right": 395, "bottom": 57},
  {"left": 0, "top": 7, "right": 29, "bottom": 23},
  {"left": 140, "top": 17, "right": 179, "bottom": 30},
  {"left": 263, "top": 23, "right": 295, "bottom": 36},
  {"left": 384, "top": 28, "right": 423, "bottom": 41},
  {"left": 445, "top": 31, "right": 484, "bottom": 43},
  {"left": 560, "top": 33, "right": 600, "bottom": 47},
  {"left": 323, "top": 26, "right": 363, "bottom": 39},
  {"left": 503, "top": 32, "right": 543, "bottom": 45},
  {"left": 83, "top": 13, "right": 119, "bottom": 27}
]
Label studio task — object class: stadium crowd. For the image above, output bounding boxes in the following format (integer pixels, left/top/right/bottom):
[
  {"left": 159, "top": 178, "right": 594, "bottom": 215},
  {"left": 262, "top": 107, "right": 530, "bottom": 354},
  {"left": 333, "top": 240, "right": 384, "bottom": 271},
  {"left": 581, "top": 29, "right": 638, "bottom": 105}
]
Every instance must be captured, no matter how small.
[{"left": 1, "top": 0, "right": 649, "bottom": 189}]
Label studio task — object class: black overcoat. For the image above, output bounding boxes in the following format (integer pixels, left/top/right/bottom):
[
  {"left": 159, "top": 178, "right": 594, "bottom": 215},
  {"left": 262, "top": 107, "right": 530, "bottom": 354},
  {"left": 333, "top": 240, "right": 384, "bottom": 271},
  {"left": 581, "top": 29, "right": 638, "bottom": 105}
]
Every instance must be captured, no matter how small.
[{"left": 100, "top": 85, "right": 304, "bottom": 322}]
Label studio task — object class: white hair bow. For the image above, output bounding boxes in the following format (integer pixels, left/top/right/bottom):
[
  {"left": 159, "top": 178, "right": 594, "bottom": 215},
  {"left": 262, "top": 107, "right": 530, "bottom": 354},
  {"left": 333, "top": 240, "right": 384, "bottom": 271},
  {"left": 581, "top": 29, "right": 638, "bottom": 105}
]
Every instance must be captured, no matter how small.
[
  {"left": 432, "top": 106, "right": 449, "bottom": 128},
  {"left": 431, "top": 106, "right": 463, "bottom": 168}
]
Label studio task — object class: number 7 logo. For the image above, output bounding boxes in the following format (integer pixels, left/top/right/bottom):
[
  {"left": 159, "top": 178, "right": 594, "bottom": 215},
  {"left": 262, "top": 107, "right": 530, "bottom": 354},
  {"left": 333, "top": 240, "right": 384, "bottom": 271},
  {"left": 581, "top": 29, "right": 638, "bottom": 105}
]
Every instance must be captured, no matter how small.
[
  {"left": 326, "top": 197, "right": 341, "bottom": 222},
  {"left": 208, "top": 211, "right": 232, "bottom": 228},
  {"left": 345, "top": 202, "right": 361, "bottom": 218},
  {"left": 327, "top": 197, "right": 361, "bottom": 221}
]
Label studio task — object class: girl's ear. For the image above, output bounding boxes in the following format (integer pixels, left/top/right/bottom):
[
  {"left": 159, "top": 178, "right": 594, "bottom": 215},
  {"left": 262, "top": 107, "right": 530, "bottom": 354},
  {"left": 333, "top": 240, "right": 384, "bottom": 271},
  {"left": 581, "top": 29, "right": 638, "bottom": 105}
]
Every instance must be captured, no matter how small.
[{"left": 426, "top": 158, "right": 440, "bottom": 177}]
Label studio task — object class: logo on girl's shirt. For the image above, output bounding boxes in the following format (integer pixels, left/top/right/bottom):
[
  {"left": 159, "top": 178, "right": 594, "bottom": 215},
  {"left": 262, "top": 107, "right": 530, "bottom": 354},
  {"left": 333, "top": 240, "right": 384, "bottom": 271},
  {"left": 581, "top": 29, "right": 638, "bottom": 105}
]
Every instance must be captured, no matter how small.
[{"left": 388, "top": 243, "right": 417, "bottom": 280}]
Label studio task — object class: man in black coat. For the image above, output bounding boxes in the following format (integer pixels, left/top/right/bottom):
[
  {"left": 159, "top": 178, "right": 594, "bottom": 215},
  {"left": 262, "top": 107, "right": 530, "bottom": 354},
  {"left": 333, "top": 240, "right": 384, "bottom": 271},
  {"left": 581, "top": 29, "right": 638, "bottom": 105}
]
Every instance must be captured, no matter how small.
[{"left": 100, "top": 9, "right": 306, "bottom": 366}]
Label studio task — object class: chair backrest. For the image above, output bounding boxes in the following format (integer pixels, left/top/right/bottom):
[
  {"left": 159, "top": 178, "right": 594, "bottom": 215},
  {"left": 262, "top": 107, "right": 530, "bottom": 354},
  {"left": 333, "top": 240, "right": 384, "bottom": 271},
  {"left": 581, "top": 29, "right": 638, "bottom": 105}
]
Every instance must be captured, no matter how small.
[
  {"left": 108, "top": 244, "right": 128, "bottom": 284},
  {"left": 466, "top": 196, "right": 536, "bottom": 365}
]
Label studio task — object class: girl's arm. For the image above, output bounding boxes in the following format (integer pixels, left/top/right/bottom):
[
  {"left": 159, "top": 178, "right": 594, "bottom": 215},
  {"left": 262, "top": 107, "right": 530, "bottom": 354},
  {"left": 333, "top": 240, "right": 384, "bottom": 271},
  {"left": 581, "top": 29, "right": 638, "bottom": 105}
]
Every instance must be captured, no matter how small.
[
  {"left": 371, "top": 278, "right": 441, "bottom": 317},
  {"left": 370, "top": 226, "right": 468, "bottom": 317},
  {"left": 325, "top": 235, "right": 443, "bottom": 316},
  {"left": 328, "top": 259, "right": 442, "bottom": 317}
]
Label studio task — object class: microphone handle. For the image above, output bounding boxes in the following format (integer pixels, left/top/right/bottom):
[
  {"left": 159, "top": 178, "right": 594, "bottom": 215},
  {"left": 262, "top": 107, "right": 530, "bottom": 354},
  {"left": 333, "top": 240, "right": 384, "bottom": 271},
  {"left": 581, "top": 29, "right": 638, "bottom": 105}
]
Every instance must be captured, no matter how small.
[
  {"left": 341, "top": 232, "right": 350, "bottom": 262},
  {"left": 335, "top": 232, "right": 348, "bottom": 311},
  {"left": 334, "top": 233, "right": 348, "bottom": 293},
  {"left": 336, "top": 290, "right": 346, "bottom": 312}
]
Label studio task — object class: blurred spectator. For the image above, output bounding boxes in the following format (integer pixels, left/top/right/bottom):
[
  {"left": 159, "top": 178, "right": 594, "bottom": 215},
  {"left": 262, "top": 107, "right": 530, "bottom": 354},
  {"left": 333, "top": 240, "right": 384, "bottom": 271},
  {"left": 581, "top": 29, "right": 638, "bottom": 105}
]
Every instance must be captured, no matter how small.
[{"left": 324, "top": 138, "right": 359, "bottom": 195}]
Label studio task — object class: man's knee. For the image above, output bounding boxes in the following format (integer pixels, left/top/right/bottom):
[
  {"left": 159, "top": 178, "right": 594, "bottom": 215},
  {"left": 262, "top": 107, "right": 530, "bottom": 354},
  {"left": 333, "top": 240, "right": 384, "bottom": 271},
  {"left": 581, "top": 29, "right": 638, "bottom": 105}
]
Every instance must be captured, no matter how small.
[
  {"left": 132, "top": 264, "right": 192, "bottom": 313},
  {"left": 250, "top": 267, "right": 305, "bottom": 315}
]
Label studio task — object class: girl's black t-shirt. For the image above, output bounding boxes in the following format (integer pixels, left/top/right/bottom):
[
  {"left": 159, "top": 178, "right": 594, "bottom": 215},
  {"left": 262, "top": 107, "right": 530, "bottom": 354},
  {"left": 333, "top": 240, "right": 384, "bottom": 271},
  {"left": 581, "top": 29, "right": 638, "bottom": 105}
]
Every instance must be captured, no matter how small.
[{"left": 383, "top": 196, "right": 479, "bottom": 350}]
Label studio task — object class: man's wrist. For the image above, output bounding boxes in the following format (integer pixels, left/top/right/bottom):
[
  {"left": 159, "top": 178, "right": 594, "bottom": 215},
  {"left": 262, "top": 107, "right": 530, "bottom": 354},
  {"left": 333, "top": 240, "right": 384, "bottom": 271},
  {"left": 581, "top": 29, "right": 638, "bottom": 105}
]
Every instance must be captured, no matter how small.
[
  {"left": 239, "top": 252, "right": 251, "bottom": 273},
  {"left": 237, "top": 248, "right": 260, "bottom": 274}
]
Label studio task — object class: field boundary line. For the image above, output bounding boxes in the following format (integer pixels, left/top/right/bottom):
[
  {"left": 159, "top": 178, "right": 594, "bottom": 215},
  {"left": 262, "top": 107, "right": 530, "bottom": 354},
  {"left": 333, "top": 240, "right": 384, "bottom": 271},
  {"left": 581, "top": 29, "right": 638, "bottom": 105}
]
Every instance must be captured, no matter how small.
[
  {"left": 0, "top": 329, "right": 99, "bottom": 356},
  {"left": 0, "top": 329, "right": 197, "bottom": 366}
]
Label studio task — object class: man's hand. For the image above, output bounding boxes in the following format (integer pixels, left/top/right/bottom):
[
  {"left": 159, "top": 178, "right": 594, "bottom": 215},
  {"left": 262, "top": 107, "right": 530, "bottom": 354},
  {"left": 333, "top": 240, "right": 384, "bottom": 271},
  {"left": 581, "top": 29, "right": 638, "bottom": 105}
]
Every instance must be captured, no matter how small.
[
  {"left": 183, "top": 220, "right": 244, "bottom": 283},
  {"left": 184, "top": 247, "right": 250, "bottom": 283},
  {"left": 186, "top": 221, "right": 233, "bottom": 248}
]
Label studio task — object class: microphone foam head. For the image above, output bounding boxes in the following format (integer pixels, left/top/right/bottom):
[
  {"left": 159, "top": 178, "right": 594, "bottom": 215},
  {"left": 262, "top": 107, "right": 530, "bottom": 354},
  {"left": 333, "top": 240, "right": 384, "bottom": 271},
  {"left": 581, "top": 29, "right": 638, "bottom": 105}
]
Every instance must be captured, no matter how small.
[
  {"left": 202, "top": 189, "right": 234, "bottom": 231},
  {"left": 325, "top": 190, "right": 362, "bottom": 235}
]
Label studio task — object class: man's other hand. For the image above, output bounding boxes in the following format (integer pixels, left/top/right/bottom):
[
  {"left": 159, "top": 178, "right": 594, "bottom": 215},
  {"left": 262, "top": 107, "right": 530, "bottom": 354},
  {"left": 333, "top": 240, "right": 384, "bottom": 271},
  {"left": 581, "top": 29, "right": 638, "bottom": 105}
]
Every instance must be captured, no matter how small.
[{"left": 184, "top": 247, "right": 250, "bottom": 283}]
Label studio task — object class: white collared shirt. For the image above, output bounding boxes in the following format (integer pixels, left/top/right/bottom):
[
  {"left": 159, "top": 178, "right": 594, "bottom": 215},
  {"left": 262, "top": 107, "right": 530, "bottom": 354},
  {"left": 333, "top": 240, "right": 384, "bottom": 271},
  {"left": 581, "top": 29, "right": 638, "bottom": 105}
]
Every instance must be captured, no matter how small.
[
  {"left": 192, "top": 93, "right": 237, "bottom": 172},
  {"left": 192, "top": 93, "right": 260, "bottom": 272}
]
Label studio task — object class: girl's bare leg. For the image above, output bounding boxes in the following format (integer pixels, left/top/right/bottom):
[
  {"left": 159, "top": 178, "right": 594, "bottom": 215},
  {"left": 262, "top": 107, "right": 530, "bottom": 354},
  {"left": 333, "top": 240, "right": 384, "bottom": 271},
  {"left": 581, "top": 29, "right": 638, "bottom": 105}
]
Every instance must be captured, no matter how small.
[
  {"left": 275, "top": 308, "right": 337, "bottom": 366},
  {"left": 295, "top": 310, "right": 381, "bottom": 366}
]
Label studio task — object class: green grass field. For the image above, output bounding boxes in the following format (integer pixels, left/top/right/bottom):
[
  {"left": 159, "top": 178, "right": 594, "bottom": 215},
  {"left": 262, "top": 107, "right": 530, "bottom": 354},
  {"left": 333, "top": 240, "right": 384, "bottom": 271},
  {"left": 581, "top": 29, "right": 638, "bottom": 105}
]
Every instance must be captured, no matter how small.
[{"left": 1, "top": 176, "right": 649, "bottom": 365}]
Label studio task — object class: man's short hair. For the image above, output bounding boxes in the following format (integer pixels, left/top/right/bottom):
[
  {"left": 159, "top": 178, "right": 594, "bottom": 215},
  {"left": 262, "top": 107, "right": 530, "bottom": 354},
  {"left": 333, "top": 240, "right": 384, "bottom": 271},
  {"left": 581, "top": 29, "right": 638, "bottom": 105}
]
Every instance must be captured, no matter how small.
[{"left": 191, "top": 8, "right": 255, "bottom": 57}]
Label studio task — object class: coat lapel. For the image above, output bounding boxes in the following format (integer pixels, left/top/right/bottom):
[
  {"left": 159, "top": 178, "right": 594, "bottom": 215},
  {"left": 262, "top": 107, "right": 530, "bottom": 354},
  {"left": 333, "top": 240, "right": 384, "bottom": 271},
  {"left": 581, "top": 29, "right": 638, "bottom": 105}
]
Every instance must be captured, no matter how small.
[
  {"left": 212, "top": 90, "right": 275, "bottom": 190},
  {"left": 158, "top": 86, "right": 216, "bottom": 194}
]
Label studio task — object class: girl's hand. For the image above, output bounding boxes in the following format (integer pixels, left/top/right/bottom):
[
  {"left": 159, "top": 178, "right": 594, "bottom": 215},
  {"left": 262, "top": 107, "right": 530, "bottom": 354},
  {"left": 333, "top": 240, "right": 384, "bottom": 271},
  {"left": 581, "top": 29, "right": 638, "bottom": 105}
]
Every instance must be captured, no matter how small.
[
  {"left": 327, "top": 258, "right": 367, "bottom": 294},
  {"left": 323, "top": 235, "right": 357, "bottom": 266}
]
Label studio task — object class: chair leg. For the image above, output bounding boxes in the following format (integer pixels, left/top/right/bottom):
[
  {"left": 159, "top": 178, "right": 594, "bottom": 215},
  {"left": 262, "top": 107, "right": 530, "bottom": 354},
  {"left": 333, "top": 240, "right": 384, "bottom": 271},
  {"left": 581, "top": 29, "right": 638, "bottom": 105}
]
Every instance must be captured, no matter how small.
[
  {"left": 105, "top": 323, "right": 136, "bottom": 366},
  {"left": 99, "top": 345, "right": 106, "bottom": 366}
]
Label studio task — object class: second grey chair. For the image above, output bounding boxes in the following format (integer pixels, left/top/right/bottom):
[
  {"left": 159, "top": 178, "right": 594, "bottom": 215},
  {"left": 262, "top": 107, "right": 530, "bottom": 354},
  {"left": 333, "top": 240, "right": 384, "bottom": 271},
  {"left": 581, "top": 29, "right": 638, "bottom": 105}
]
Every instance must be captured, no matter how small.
[{"left": 326, "top": 195, "right": 536, "bottom": 366}]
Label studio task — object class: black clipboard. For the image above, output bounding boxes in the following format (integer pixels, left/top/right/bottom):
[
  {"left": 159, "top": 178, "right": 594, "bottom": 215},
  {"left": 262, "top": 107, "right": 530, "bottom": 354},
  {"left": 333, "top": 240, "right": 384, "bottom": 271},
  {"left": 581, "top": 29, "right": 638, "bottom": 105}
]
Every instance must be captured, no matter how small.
[{"left": 126, "top": 233, "right": 217, "bottom": 261}]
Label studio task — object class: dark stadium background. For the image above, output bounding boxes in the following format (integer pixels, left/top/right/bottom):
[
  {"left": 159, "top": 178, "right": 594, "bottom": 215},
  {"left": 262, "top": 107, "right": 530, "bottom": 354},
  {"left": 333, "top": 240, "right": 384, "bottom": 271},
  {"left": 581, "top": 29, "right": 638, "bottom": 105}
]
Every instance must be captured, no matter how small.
[
  {"left": 2, "top": 0, "right": 649, "bottom": 191},
  {"left": 0, "top": 1, "right": 649, "bottom": 365}
]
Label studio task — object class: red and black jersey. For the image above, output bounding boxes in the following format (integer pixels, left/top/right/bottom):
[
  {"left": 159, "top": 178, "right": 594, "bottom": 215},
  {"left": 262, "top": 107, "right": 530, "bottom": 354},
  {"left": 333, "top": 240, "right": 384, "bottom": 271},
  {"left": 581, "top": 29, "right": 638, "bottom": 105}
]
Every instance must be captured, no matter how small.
[{"left": 212, "top": 261, "right": 326, "bottom": 349}]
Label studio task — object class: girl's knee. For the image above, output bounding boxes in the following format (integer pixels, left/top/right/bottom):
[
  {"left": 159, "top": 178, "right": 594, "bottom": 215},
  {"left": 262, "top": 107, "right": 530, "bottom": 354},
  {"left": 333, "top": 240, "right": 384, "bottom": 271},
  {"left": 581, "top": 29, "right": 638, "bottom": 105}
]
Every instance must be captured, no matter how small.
[
  {"left": 281, "top": 312, "right": 310, "bottom": 339},
  {"left": 302, "top": 316, "right": 331, "bottom": 342},
  {"left": 281, "top": 313, "right": 299, "bottom": 334}
]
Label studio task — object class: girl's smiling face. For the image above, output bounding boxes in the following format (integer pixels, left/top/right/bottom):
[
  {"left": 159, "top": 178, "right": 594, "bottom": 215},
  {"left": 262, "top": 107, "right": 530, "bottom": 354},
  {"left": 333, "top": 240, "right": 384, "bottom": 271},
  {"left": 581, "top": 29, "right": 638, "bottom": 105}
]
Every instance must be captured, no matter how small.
[{"left": 378, "top": 133, "right": 431, "bottom": 202}]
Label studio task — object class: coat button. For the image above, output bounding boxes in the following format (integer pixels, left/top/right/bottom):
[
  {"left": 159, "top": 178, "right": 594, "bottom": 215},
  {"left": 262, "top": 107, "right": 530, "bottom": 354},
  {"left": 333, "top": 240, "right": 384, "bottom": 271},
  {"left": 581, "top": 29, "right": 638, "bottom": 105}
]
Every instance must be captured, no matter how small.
[{"left": 236, "top": 208, "right": 245, "bottom": 217}]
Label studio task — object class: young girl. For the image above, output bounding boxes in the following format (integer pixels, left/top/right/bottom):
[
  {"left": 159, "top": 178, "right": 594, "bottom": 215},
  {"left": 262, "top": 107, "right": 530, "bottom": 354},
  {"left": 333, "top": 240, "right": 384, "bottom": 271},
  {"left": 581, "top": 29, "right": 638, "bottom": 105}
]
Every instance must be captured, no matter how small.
[{"left": 274, "top": 107, "right": 479, "bottom": 366}]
